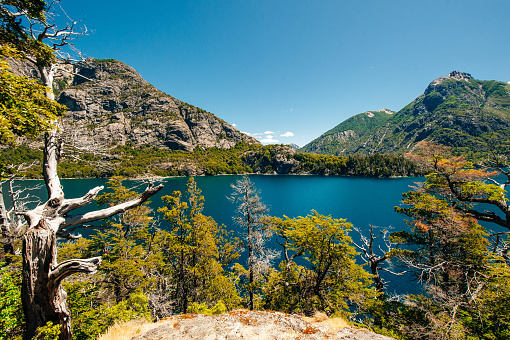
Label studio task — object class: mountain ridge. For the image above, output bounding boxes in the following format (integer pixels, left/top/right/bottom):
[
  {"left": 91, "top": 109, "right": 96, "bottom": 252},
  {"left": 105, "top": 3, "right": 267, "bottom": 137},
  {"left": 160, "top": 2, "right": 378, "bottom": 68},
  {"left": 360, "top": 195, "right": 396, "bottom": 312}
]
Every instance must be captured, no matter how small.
[
  {"left": 57, "top": 57, "right": 259, "bottom": 152},
  {"left": 301, "top": 71, "right": 510, "bottom": 159},
  {"left": 8, "top": 56, "right": 259, "bottom": 152}
]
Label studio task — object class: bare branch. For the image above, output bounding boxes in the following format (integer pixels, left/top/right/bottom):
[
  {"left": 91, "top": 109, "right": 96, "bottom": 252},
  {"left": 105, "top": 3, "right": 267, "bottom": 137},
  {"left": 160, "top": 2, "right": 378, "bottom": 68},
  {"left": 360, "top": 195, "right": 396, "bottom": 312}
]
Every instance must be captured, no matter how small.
[
  {"left": 61, "top": 184, "right": 163, "bottom": 229},
  {"left": 380, "top": 268, "right": 407, "bottom": 276},
  {"left": 49, "top": 257, "right": 101, "bottom": 286},
  {"left": 58, "top": 186, "right": 104, "bottom": 215}
]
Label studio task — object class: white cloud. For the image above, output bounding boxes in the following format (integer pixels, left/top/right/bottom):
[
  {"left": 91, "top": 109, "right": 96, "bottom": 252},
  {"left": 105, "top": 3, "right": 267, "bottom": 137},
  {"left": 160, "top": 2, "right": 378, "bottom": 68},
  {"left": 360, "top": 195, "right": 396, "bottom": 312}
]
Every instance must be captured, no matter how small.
[
  {"left": 264, "top": 130, "right": 275, "bottom": 135},
  {"left": 260, "top": 135, "right": 280, "bottom": 144},
  {"left": 241, "top": 131, "right": 251, "bottom": 135},
  {"left": 232, "top": 123, "right": 237, "bottom": 127},
  {"left": 280, "top": 131, "right": 294, "bottom": 137}
]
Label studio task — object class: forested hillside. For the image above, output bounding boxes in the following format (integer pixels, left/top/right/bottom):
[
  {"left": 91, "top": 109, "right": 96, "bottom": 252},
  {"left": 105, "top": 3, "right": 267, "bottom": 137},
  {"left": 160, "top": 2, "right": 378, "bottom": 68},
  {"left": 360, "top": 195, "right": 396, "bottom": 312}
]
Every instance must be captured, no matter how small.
[
  {"left": 302, "top": 71, "right": 510, "bottom": 160},
  {"left": 0, "top": 143, "right": 422, "bottom": 178}
]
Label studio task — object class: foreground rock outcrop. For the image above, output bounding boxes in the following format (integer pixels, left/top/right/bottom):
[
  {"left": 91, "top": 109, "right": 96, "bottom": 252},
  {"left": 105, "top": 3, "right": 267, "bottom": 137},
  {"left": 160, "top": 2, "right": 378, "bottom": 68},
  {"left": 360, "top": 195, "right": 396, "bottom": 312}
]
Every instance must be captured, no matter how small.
[{"left": 131, "top": 311, "right": 395, "bottom": 340}]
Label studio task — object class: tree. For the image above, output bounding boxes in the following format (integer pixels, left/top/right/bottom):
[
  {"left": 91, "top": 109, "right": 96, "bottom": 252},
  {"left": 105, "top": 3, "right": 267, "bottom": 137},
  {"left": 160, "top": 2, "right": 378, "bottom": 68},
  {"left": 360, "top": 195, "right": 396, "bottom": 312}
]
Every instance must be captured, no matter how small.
[
  {"left": 388, "top": 141, "right": 510, "bottom": 338},
  {"left": 405, "top": 141, "right": 510, "bottom": 234},
  {"left": 392, "top": 191, "right": 506, "bottom": 338},
  {"left": 159, "top": 177, "right": 240, "bottom": 314},
  {"left": 352, "top": 225, "right": 403, "bottom": 293},
  {"left": 1, "top": 2, "right": 164, "bottom": 338},
  {"left": 228, "top": 176, "right": 273, "bottom": 310},
  {"left": 266, "top": 211, "right": 376, "bottom": 316}
]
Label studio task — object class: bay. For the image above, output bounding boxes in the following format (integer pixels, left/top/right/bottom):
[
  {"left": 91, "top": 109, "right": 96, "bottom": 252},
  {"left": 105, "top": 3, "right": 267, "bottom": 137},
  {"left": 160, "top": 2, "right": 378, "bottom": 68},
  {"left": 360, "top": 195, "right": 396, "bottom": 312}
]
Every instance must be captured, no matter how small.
[{"left": 8, "top": 175, "right": 423, "bottom": 294}]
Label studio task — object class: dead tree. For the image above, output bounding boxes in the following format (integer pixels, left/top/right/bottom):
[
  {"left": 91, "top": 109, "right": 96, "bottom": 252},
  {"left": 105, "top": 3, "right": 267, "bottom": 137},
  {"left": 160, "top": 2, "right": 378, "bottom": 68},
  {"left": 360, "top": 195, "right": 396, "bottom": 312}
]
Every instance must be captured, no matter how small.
[
  {"left": 20, "top": 134, "right": 163, "bottom": 339},
  {"left": 0, "top": 2, "right": 164, "bottom": 338},
  {"left": 352, "top": 225, "right": 404, "bottom": 292},
  {"left": 0, "top": 164, "right": 42, "bottom": 264}
]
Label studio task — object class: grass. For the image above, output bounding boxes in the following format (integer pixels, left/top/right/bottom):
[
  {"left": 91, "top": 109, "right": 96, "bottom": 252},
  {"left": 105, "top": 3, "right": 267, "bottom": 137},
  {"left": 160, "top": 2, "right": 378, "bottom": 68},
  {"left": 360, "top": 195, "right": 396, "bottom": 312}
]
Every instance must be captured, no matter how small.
[
  {"left": 97, "top": 319, "right": 163, "bottom": 340},
  {"left": 302, "top": 312, "right": 350, "bottom": 335}
]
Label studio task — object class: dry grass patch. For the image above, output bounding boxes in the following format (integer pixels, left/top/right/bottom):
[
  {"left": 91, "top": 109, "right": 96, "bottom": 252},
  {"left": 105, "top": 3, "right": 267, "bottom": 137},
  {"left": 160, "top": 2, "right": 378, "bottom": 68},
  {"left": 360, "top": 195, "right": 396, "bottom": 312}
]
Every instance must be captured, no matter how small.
[
  {"left": 97, "top": 319, "right": 167, "bottom": 340},
  {"left": 302, "top": 312, "right": 350, "bottom": 335}
]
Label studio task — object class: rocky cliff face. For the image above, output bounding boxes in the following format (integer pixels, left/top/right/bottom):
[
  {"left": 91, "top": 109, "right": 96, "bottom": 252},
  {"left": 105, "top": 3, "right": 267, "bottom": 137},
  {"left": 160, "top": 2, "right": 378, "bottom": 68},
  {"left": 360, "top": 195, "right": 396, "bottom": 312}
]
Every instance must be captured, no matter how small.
[
  {"left": 54, "top": 58, "right": 258, "bottom": 151},
  {"left": 301, "top": 71, "right": 510, "bottom": 158}
]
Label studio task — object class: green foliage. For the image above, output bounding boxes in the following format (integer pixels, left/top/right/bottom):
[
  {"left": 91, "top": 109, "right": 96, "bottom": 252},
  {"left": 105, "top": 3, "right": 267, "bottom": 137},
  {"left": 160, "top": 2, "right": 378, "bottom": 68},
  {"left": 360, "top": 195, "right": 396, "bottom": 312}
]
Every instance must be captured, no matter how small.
[
  {"left": 90, "top": 177, "right": 160, "bottom": 302},
  {"left": 64, "top": 281, "right": 150, "bottom": 340},
  {"left": 34, "top": 321, "right": 60, "bottom": 340},
  {"left": 293, "top": 152, "right": 421, "bottom": 177},
  {"left": 319, "top": 110, "right": 394, "bottom": 139},
  {"left": 2, "top": 140, "right": 422, "bottom": 179},
  {"left": 482, "top": 80, "right": 508, "bottom": 98},
  {"left": 0, "top": 264, "right": 23, "bottom": 340},
  {"left": 158, "top": 177, "right": 241, "bottom": 313},
  {"left": 467, "top": 261, "right": 510, "bottom": 339},
  {"left": 265, "top": 212, "right": 376, "bottom": 316},
  {"left": 0, "top": 1, "right": 50, "bottom": 61},
  {"left": 0, "top": 45, "right": 65, "bottom": 145},
  {"left": 187, "top": 300, "right": 227, "bottom": 315}
]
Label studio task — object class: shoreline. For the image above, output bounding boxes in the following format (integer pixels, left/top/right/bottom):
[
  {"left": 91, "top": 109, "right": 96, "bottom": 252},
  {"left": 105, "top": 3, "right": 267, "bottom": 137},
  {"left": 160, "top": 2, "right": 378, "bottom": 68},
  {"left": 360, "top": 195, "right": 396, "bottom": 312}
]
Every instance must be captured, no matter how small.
[{"left": 15, "top": 172, "right": 421, "bottom": 181}]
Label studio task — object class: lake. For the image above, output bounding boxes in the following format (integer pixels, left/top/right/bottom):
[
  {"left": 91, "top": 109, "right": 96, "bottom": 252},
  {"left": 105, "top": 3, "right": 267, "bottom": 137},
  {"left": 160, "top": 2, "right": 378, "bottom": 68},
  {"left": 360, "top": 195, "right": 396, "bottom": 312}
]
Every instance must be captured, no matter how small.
[{"left": 7, "top": 175, "right": 423, "bottom": 294}]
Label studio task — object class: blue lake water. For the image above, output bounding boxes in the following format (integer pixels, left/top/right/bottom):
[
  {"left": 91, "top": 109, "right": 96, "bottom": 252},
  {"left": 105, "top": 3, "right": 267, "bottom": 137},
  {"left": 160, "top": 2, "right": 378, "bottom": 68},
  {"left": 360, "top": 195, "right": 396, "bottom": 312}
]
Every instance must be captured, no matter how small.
[{"left": 8, "top": 175, "right": 424, "bottom": 294}]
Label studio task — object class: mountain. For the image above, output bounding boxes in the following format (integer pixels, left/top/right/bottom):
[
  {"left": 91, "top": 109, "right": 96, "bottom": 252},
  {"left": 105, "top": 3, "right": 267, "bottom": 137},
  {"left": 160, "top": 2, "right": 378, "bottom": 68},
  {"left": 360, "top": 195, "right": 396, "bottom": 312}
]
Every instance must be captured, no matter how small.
[
  {"left": 301, "top": 109, "right": 395, "bottom": 155},
  {"left": 48, "top": 58, "right": 258, "bottom": 152},
  {"left": 301, "top": 71, "right": 510, "bottom": 158}
]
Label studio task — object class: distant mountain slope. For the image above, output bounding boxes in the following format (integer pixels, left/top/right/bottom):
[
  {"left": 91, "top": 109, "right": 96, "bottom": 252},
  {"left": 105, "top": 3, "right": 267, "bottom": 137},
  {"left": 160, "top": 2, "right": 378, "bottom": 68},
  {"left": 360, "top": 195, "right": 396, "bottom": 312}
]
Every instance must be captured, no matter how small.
[
  {"left": 301, "top": 109, "right": 395, "bottom": 155},
  {"left": 54, "top": 58, "right": 258, "bottom": 151},
  {"left": 301, "top": 71, "right": 510, "bottom": 158}
]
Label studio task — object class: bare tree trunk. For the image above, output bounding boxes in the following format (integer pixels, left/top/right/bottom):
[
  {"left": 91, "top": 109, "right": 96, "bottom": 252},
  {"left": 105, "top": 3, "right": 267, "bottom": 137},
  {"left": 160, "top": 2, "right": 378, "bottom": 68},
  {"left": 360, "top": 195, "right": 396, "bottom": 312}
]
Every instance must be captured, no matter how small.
[
  {"left": 370, "top": 261, "right": 385, "bottom": 293},
  {"left": 22, "top": 222, "right": 71, "bottom": 339},
  {"left": 21, "top": 131, "right": 163, "bottom": 340}
]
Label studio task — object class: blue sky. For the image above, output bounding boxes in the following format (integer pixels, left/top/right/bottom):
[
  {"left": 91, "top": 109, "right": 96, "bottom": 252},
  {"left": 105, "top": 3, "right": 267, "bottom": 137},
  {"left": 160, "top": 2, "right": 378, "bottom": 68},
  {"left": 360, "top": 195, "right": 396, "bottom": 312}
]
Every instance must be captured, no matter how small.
[{"left": 61, "top": 0, "right": 510, "bottom": 147}]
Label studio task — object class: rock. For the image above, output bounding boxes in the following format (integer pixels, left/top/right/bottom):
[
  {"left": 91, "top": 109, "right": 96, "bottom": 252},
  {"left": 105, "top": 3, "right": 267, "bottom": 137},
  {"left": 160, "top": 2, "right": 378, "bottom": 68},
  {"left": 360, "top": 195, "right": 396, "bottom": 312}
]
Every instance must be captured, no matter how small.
[
  {"left": 49, "top": 58, "right": 259, "bottom": 151},
  {"left": 131, "top": 311, "right": 395, "bottom": 340}
]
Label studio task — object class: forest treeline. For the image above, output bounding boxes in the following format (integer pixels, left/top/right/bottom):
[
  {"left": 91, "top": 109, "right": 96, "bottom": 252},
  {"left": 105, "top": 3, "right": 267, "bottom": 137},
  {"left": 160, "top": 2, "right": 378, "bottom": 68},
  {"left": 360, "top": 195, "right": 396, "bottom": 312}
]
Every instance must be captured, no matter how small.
[{"left": 0, "top": 143, "right": 423, "bottom": 178}]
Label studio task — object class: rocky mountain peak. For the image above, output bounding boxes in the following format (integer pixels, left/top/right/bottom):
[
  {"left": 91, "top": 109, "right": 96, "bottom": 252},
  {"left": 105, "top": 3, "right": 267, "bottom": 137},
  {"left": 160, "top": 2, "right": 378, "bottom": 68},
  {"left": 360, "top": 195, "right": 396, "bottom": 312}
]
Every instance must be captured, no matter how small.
[
  {"left": 56, "top": 58, "right": 259, "bottom": 151},
  {"left": 447, "top": 70, "right": 473, "bottom": 80},
  {"left": 72, "top": 58, "right": 145, "bottom": 86},
  {"left": 429, "top": 70, "right": 473, "bottom": 87}
]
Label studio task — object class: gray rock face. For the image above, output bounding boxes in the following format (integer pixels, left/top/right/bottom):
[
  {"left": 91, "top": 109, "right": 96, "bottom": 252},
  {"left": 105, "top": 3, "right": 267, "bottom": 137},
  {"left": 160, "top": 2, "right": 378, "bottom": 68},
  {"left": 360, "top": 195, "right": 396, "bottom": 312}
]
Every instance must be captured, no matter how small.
[
  {"left": 131, "top": 311, "right": 395, "bottom": 340},
  {"left": 56, "top": 58, "right": 258, "bottom": 151}
]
